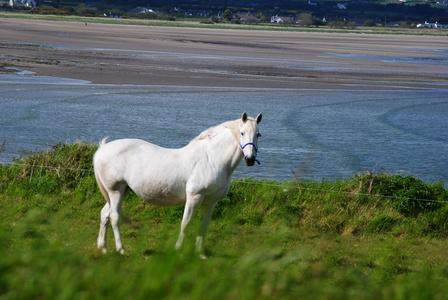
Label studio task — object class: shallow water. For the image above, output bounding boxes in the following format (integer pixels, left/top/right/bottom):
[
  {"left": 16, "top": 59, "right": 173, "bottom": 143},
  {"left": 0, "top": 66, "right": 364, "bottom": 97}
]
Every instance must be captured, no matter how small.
[{"left": 1, "top": 73, "right": 447, "bottom": 183}]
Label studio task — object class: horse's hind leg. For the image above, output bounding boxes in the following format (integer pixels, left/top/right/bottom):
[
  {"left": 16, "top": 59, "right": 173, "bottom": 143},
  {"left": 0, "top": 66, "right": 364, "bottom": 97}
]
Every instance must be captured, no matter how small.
[
  {"left": 97, "top": 185, "right": 127, "bottom": 254},
  {"left": 97, "top": 202, "right": 110, "bottom": 253},
  {"left": 109, "top": 188, "right": 126, "bottom": 254}
]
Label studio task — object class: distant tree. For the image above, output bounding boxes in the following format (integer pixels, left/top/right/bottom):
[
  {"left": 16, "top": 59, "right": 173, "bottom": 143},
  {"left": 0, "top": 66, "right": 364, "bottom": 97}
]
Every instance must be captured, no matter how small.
[
  {"left": 297, "top": 13, "right": 314, "bottom": 27},
  {"left": 256, "top": 13, "right": 269, "bottom": 23},
  {"left": 313, "top": 18, "right": 325, "bottom": 27},
  {"left": 222, "top": 9, "right": 232, "bottom": 21},
  {"left": 61, "top": 5, "right": 74, "bottom": 13},
  {"left": 156, "top": 12, "right": 175, "bottom": 21},
  {"left": 363, "top": 19, "right": 376, "bottom": 27},
  {"left": 281, "top": 17, "right": 296, "bottom": 26},
  {"left": 328, "top": 20, "right": 345, "bottom": 28},
  {"left": 74, "top": 4, "right": 98, "bottom": 16},
  {"left": 397, "top": 21, "right": 409, "bottom": 28},
  {"left": 347, "top": 21, "right": 357, "bottom": 29},
  {"left": 242, "top": 15, "right": 260, "bottom": 25}
]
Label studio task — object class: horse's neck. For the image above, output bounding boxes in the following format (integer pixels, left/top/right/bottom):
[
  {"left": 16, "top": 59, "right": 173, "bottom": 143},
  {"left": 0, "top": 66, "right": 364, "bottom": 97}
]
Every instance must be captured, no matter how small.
[
  {"left": 222, "top": 132, "right": 244, "bottom": 171},
  {"left": 203, "top": 127, "right": 243, "bottom": 172}
]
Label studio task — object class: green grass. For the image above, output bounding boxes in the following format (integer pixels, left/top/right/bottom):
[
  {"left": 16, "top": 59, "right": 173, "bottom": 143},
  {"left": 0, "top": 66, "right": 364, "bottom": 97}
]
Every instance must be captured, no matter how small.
[{"left": 1, "top": 142, "right": 448, "bottom": 299}]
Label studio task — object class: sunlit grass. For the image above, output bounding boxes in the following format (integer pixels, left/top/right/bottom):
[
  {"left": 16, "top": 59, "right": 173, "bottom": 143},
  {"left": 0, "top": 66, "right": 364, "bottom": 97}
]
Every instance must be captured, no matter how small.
[{"left": 1, "top": 142, "right": 448, "bottom": 298}]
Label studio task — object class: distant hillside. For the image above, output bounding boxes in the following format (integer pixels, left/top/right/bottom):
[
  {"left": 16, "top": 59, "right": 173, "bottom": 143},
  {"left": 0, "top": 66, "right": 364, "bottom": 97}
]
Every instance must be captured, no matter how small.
[{"left": 2, "top": 0, "right": 448, "bottom": 26}]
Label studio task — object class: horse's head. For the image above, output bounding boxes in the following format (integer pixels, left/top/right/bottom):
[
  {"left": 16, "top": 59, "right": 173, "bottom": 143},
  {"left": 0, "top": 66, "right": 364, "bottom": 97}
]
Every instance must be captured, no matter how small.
[{"left": 239, "top": 112, "right": 262, "bottom": 166}]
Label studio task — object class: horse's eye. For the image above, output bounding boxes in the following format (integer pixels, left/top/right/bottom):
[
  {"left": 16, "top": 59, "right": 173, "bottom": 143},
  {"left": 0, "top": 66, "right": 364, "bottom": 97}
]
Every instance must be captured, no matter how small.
[
  {"left": 257, "top": 133, "right": 261, "bottom": 138},
  {"left": 241, "top": 133, "right": 244, "bottom": 136}
]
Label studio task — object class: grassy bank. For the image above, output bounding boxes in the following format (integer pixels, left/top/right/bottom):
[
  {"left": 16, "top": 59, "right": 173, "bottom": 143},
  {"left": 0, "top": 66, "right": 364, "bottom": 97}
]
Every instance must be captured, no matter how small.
[{"left": 1, "top": 142, "right": 448, "bottom": 299}]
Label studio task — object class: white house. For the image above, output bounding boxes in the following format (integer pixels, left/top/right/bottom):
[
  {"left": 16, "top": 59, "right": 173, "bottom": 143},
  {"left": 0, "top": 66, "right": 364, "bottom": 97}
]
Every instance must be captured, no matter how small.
[
  {"left": 336, "top": 3, "right": 348, "bottom": 9},
  {"left": 417, "top": 21, "right": 448, "bottom": 28},
  {"left": 271, "top": 15, "right": 283, "bottom": 23},
  {"left": 127, "top": 7, "right": 156, "bottom": 14},
  {"left": 9, "top": 0, "right": 35, "bottom": 8}
]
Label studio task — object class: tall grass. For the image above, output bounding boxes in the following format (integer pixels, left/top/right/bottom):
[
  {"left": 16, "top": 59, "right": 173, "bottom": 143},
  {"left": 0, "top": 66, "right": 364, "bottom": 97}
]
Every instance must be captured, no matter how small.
[{"left": 1, "top": 142, "right": 448, "bottom": 299}]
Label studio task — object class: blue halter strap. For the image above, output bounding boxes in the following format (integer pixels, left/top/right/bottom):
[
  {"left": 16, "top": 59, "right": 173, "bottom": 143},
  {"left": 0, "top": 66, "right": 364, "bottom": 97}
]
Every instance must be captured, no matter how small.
[
  {"left": 240, "top": 142, "right": 260, "bottom": 165},
  {"left": 240, "top": 142, "right": 258, "bottom": 152}
]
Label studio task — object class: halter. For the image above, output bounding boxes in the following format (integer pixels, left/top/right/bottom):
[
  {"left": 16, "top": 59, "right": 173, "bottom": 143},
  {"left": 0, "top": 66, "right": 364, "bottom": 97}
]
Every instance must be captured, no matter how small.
[
  {"left": 240, "top": 142, "right": 260, "bottom": 165},
  {"left": 240, "top": 142, "right": 258, "bottom": 152}
]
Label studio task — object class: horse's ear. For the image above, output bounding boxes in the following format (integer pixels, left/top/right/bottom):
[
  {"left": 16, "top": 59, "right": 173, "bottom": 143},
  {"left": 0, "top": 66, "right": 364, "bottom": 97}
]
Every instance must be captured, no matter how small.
[
  {"left": 256, "top": 113, "right": 262, "bottom": 124},
  {"left": 241, "top": 112, "right": 248, "bottom": 123}
]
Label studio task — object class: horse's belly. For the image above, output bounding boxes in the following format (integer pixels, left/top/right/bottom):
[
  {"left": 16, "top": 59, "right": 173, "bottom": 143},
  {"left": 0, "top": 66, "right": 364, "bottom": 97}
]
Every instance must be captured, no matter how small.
[
  {"left": 143, "top": 195, "right": 186, "bottom": 207},
  {"left": 134, "top": 185, "right": 186, "bottom": 207}
]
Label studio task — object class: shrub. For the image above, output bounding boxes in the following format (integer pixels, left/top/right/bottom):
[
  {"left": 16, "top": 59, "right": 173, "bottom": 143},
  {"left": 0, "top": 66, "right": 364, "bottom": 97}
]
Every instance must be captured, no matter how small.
[
  {"left": 222, "top": 9, "right": 232, "bottom": 21},
  {"left": 328, "top": 20, "right": 357, "bottom": 29},
  {"left": 425, "top": 206, "right": 448, "bottom": 235},
  {"left": 73, "top": 4, "right": 98, "bottom": 16},
  {"left": 353, "top": 172, "right": 447, "bottom": 216},
  {"left": 1, "top": 142, "right": 97, "bottom": 194},
  {"left": 363, "top": 20, "right": 376, "bottom": 27},
  {"left": 368, "top": 215, "right": 397, "bottom": 233}
]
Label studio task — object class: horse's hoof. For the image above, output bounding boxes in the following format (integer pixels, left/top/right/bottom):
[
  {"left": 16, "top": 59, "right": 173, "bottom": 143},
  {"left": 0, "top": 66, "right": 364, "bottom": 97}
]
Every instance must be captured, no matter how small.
[{"left": 199, "top": 254, "right": 208, "bottom": 260}]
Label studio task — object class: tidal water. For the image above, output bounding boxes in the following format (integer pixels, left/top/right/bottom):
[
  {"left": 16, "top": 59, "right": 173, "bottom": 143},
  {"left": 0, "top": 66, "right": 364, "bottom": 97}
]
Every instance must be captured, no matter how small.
[{"left": 1, "top": 73, "right": 447, "bottom": 184}]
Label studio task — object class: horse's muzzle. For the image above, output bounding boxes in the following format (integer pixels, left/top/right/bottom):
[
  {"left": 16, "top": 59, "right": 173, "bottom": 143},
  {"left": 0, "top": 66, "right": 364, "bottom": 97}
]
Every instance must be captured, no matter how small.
[{"left": 245, "top": 156, "right": 256, "bottom": 166}]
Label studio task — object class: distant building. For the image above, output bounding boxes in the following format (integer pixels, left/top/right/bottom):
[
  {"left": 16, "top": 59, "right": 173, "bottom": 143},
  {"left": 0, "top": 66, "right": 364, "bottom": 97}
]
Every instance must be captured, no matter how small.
[
  {"left": 417, "top": 21, "right": 448, "bottom": 28},
  {"left": 271, "top": 15, "right": 283, "bottom": 23},
  {"left": 8, "top": 0, "right": 35, "bottom": 7},
  {"left": 270, "top": 15, "right": 295, "bottom": 24},
  {"left": 237, "top": 12, "right": 259, "bottom": 23},
  {"left": 127, "top": 7, "right": 157, "bottom": 14}
]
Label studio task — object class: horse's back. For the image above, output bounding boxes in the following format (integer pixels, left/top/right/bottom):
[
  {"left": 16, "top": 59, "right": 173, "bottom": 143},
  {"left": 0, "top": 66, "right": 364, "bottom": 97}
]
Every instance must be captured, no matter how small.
[
  {"left": 95, "top": 139, "right": 152, "bottom": 172},
  {"left": 94, "top": 138, "right": 184, "bottom": 178},
  {"left": 94, "top": 138, "right": 190, "bottom": 205},
  {"left": 95, "top": 138, "right": 174, "bottom": 162}
]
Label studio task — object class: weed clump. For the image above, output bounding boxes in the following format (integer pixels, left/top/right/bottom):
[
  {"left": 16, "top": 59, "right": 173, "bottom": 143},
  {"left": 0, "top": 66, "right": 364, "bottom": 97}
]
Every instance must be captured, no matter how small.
[
  {"left": 1, "top": 142, "right": 97, "bottom": 193},
  {"left": 352, "top": 172, "right": 447, "bottom": 216}
]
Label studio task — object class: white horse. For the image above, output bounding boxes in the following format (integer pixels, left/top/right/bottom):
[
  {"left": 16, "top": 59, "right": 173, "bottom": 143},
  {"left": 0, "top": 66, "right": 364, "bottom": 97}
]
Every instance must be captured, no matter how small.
[{"left": 93, "top": 112, "right": 262, "bottom": 258}]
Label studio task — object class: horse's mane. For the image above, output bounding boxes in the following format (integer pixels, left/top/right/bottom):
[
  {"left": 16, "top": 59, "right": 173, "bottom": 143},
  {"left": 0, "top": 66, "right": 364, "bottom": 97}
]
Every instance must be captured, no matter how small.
[{"left": 190, "top": 119, "right": 241, "bottom": 144}]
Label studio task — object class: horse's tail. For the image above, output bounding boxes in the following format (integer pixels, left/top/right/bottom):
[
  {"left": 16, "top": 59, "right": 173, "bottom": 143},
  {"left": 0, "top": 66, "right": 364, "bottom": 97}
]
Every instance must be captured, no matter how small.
[
  {"left": 98, "top": 137, "right": 109, "bottom": 149},
  {"left": 94, "top": 137, "right": 111, "bottom": 205}
]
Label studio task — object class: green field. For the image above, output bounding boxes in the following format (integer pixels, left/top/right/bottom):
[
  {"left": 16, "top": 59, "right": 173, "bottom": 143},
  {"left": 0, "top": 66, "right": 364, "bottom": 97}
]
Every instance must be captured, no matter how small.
[{"left": 1, "top": 142, "right": 448, "bottom": 299}]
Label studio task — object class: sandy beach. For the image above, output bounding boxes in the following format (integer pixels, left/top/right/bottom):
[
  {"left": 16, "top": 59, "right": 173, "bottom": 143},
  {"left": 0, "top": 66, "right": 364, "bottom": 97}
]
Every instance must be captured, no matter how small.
[{"left": 0, "top": 18, "right": 447, "bottom": 90}]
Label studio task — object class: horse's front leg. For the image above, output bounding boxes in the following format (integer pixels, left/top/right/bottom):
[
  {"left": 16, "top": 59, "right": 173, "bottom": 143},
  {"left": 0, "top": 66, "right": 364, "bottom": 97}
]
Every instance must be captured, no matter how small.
[
  {"left": 175, "top": 193, "right": 203, "bottom": 251},
  {"left": 195, "top": 202, "right": 217, "bottom": 260}
]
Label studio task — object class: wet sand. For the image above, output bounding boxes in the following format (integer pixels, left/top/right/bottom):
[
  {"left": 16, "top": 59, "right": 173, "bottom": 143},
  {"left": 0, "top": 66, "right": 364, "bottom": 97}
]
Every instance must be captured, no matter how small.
[{"left": 1, "top": 18, "right": 447, "bottom": 90}]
